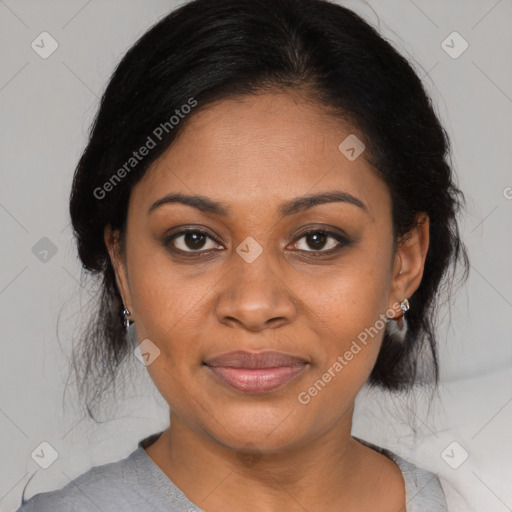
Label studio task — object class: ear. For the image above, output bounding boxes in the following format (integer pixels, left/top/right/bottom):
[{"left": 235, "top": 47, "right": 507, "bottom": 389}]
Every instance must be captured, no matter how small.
[
  {"left": 104, "top": 225, "right": 133, "bottom": 311},
  {"left": 388, "top": 213, "right": 430, "bottom": 317}
]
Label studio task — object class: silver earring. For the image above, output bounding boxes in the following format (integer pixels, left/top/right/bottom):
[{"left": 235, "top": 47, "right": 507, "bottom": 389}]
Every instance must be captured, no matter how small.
[
  {"left": 121, "top": 307, "right": 139, "bottom": 349},
  {"left": 121, "top": 307, "right": 132, "bottom": 330},
  {"left": 400, "top": 298, "right": 410, "bottom": 314},
  {"left": 387, "top": 298, "right": 410, "bottom": 342}
]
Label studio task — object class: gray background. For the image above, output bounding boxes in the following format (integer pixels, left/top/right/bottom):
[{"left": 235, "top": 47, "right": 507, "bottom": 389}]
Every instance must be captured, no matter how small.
[{"left": 1, "top": 0, "right": 511, "bottom": 511}]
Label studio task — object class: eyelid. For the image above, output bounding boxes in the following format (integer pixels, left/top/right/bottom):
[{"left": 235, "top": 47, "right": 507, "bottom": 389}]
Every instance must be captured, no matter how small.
[
  {"left": 288, "top": 228, "right": 350, "bottom": 253},
  {"left": 164, "top": 228, "right": 224, "bottom": 253},
  {"left": 164, "top": 226, "right": 350, "bottom": 256}
]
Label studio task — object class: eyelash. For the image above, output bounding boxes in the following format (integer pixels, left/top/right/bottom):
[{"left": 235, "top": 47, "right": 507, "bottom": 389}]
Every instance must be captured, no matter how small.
[{"left": 164, "top": 228, "right": 350, "bottom": 257}]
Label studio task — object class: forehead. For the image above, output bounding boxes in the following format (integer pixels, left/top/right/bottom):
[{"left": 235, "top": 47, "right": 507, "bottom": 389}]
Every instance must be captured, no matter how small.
[{"left": 130, "top": 92, "right": 390, "bottom": 219}]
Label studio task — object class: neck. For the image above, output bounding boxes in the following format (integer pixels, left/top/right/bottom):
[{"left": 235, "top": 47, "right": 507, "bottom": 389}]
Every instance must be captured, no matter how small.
[{"left": 145, "top": 404, "right": 379, "bottom": 512}]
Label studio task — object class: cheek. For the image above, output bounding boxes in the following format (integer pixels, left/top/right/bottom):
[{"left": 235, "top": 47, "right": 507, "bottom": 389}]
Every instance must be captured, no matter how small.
[
  {"left": 296, "top": 295, "right": 388, "bottom": 427},
  {"left": 296, "top": 253, "right": 391, "bottom": 391},
  {"left": 301, "top": 249, "right": 391, "bottom": 333},
  {"left": 127, "top": 260, "right": 207, "bottom": 416},
  {"left": 126, "top": 237, "right": 203, "bottom": 329}
]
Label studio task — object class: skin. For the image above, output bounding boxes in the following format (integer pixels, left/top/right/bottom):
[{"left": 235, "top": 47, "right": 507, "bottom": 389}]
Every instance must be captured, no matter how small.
[{"left": 105, "top": 90, "right": 429, "bottom": 512}]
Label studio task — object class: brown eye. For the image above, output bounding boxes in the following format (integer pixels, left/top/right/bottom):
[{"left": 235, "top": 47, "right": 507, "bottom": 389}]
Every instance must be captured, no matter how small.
[
  {"left": 166, "top": 230, "right": 222, "bottom": 253},
  {"left": 293, "top": 230, "right": 349, "bottom": 253},
  {"left": 304, "top": 232, "right": 328, "bottom": 250}
]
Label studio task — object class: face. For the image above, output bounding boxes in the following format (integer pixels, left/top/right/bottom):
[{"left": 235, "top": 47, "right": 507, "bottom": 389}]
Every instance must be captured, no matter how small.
[{"left": 106, "top": 91, "right": 428, "bottom": 454}]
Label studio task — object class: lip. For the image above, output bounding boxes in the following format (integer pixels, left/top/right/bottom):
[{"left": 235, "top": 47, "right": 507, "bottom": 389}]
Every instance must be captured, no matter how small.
[
  {"left": 204, "top": 350, "right": 308, "bottom": 368},
  {"left": 203, "top": 350, "right": 309, "bottom": 394}
]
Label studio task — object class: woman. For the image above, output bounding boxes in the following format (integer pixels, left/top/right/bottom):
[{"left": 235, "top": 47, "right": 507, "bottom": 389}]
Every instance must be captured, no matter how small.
[{"left": 17, "top": 0, "right": 470, "bottom": 510}]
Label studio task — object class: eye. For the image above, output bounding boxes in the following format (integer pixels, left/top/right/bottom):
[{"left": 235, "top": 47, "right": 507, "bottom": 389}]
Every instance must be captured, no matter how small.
[
  {"left": 292, "top": 229, "right": 349, "bottom": 254},
  {"left": 165, "top": 229, "right": 223, "bottom": 253},
  {"left": 164, "top": 227, "right": 350, "bottom": 257}
]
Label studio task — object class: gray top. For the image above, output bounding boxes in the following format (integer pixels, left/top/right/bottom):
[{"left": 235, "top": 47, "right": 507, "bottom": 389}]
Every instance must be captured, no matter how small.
[{"left": 16, "top": 431, "right": 450, "bottom": 512}]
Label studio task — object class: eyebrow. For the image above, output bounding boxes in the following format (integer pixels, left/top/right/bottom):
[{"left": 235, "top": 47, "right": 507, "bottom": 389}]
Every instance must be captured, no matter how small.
[{"left": 148, "top": 191, "right": 367, "bottom": 217}]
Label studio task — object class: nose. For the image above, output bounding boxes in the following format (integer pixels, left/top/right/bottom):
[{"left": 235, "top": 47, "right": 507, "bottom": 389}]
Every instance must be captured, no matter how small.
[{"left": 214, "top": 253, "right": 298, "bottom": 332}]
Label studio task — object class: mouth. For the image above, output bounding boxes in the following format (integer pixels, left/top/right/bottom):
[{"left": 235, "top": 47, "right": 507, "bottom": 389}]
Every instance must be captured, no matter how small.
[{"left": 203, "top": 350, "right": 309, "bottom": 394}]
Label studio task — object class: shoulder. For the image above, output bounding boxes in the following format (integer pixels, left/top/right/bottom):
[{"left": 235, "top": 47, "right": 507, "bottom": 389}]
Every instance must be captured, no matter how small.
[
  {"left": 382, "top": 447, "right": 471, "bottom": 512},
  {"left": 354, "top": 437, "right": 469, "bottom": 512},
  {"left": 386, "top": 451, "right": 471, "bottom": 511},
  {"left": 15, "top": 448, "right": 148, "bottom": 512}
]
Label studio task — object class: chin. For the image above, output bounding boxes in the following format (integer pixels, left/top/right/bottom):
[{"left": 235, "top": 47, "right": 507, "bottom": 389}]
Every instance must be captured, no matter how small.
[{"left": 203, "top": 404, "right": 311, "bottom": 454}]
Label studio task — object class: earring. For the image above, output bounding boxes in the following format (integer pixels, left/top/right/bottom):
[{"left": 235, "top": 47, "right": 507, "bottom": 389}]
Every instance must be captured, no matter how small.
[
  {"left": 386, "top": 298, "right": 410, "bottom": 342},
  {"left": 121, "top": 307, "right": 133, "bottom": 330}
]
